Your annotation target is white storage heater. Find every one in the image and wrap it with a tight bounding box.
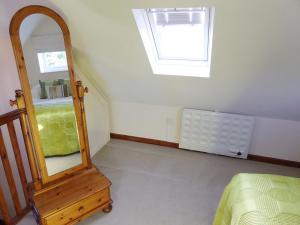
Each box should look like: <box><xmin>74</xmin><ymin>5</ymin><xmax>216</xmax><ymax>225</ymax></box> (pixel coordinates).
<box><xmin>179</xmin><ymin>109</ymin><xmax>255</xmax><ymax>159</ymax></box>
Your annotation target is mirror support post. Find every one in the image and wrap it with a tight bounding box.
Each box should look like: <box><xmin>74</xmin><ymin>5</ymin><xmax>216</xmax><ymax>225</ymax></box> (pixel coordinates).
<box><xmin>10</xmin><ymin>90</ymin><xmax>42</xmax><ymax>191</ymax></box>
<box><xmin>76</xmin><ymin>81</ymin><xmax>92</xmax><ymax>167</ymax></box>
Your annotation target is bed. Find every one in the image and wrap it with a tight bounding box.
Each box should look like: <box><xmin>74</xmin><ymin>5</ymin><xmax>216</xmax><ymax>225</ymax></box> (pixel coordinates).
<box><xmin>213</xmin><ymin>173</ymin><xmax>300</xmax><ymax>225</ymax></box>
<box><xmin>34</xmin><ymin>97</ymin><xmax>80</xmax><ymax>157</ymax></box>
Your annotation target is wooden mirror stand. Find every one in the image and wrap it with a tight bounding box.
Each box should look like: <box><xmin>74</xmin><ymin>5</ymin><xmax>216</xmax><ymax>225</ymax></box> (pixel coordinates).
<box><xmin>9</xmin><ymin>5</ymin><xmax>112</xmax><ymax>225</ymax></box>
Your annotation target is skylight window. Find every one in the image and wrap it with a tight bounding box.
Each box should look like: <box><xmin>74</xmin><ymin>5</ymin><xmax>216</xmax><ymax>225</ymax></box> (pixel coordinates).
<box><xmin>132</xmin><ymin>7</ymin><xmax>214</xmax><ymax>77</ymax></box>
<box><xmin>37</xmin><ymin>51</ymin><xmax>68</xmax><ymax>73</ymax></box>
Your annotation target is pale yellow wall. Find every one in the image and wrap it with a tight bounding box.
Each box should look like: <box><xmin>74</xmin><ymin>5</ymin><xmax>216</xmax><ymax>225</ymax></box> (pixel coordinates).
<box><xmin>111</xmin><ymin>101</ymin><xmax>300</xmax><ymax>162</ymax></box>
<box><xmin>50</xmin><ymin>0</ymin><xmax>300</xmax><ymax>121</ymax></box>
<box><xmin>47</xmin><ymin>0</ymin><xmax>300</xmax><ymax>161</ymax></box>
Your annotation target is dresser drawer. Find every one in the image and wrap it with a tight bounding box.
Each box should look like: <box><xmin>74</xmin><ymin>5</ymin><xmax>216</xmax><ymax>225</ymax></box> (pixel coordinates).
<box><xmin>44</xmin><ymin>188</ymin><xmax>110</xmax><ymax>225</ymax></box>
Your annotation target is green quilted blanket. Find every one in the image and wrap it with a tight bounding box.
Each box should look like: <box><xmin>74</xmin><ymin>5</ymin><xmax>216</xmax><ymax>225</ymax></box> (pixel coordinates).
<box><xmin>213</xmin><ymin>173</ymin><xmax>300</xmax><ymax>225</ymax></box>
<box><xmin>35</xmin><ymin>102</ymin><xmax>80</xmax><ymax>157</ymax></box>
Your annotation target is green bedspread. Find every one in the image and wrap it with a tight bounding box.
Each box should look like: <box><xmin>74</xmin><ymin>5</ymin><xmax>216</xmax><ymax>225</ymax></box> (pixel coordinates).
<box><xmin>35</xmin><ymin>102</ymin><xmax>80</xmax><ymax>157</ymax></box>
<box><xmin>213</xmin><ymin>173</ymin><xmax>300</xmax><ymax>225</ymax></box>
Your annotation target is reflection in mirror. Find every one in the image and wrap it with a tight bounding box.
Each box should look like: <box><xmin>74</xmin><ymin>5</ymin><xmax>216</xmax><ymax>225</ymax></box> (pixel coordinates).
<box><xmin>20</xmin><ymin>14</ymin><xmax>82</xmax><ymax>176</ymax></box>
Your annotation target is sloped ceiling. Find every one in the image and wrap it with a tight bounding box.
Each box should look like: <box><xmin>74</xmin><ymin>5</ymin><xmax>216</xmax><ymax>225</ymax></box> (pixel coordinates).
<box><xmin>16</xmin><ymin>0</ymin><xmax>300</xmax><ymax>120</ymax></box>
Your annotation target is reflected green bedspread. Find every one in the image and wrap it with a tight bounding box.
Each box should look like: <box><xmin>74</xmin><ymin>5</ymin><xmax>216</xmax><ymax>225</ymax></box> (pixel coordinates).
<box><xmin>213</xmin><ymin>173</ymin><xmax>300</xmax><ymax>225</ymax></box>
<box><xmin>35</xmin><ymin>103</ymin><xmax>80</xmax><ymax>157</ymax></box>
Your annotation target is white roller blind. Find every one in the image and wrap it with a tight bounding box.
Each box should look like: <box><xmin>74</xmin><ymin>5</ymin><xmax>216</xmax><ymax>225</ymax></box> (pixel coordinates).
<box><xmin>147</xmin><ymin>8</ymin><xmax>211</xmax><ymax>61</ymax></box>
<box><xmin>148</xmin><ymin>9</ymin><xmax>204</xmax><ymax>26</ymax></box>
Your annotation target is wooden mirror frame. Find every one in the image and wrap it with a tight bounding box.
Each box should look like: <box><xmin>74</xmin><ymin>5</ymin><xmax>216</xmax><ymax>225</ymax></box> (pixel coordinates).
<box><xmin>9</xmin><ymin>5</ymin><xmax>91</xmax><ymax>185</ymax></box>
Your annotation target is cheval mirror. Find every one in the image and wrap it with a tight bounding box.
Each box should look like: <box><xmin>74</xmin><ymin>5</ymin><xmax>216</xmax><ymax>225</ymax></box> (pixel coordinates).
<box><xmin>9</xmin><ymin>5</ymin><xmax>112</xmax><ymax>225</ymax></box>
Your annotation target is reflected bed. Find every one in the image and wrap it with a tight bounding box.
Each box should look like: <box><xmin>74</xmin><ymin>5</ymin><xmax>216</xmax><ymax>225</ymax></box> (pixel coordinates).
<box><xmin>34</xmin><ymin>97</ymin><xmax>80</xmax><ymax>157</ymax></box>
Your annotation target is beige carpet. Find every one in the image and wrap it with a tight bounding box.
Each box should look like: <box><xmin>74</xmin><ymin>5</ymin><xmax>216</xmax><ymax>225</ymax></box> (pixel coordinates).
<box><xmin>19</xmin><ymin>139</ymin><xmax>300</xmax><ymax>225</ymax></box>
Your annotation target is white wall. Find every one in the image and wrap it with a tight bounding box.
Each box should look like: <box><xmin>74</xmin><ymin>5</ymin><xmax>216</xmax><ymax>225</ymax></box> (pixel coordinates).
<box><xmin>250</xmin><ymin>117</ymin><xmax>300</xmax><ymax>162</ymax></box>
<box><xmin>111</xmin><ymin>102</ymin><xmax>180</xmax><ymax>142</ymax></box>
<box><xmin>111</xmin><ymin>101</ymin><xmax>300</xmax><ymax>162</ymax></box>
<box><xmin>76</xmin><ymin>67</ymin><xmax>110</xmax><ymax>156</ymax></box>
<box><xmin>49</xmin><ymin>0</ymin><xmax>300</xmax><ymax>121</ymax></box>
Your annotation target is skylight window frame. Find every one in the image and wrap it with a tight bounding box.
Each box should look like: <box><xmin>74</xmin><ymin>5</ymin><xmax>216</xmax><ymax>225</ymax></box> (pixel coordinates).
<box><xmin>146</xmin><ymin>8</ymin><xmax>211</xmax><ymax>62</ymax></box>
<box><xmin>132</xmin><ymin>7</ymin><xmax>215</xmax><ymax>78</ymax></box>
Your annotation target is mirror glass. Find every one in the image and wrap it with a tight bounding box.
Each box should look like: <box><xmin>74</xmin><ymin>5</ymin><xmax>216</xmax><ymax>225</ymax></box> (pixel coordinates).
<box><xmin>20</xmin><ymin>14</ymin><xmax>82</xmax><ymax>176</ymax></box>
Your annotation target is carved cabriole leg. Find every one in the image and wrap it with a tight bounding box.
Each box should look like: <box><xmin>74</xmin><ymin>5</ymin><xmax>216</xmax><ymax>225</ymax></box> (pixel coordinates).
<box><xmin>76</xmin><ymin>81</ymin><xmax>92</xmax><ymax>167</ymax></box>
<box><xmin>10</xmin><ymin>90</ymin><xmax>42</xmax><ymax>191</ymax></box>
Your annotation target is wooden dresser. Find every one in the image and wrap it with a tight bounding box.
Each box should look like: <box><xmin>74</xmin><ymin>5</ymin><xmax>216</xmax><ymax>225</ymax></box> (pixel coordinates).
<box><xmin>31</xmin><ymin>168</ymin><xmax>112</xmax><ymax>225</ymax></box>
